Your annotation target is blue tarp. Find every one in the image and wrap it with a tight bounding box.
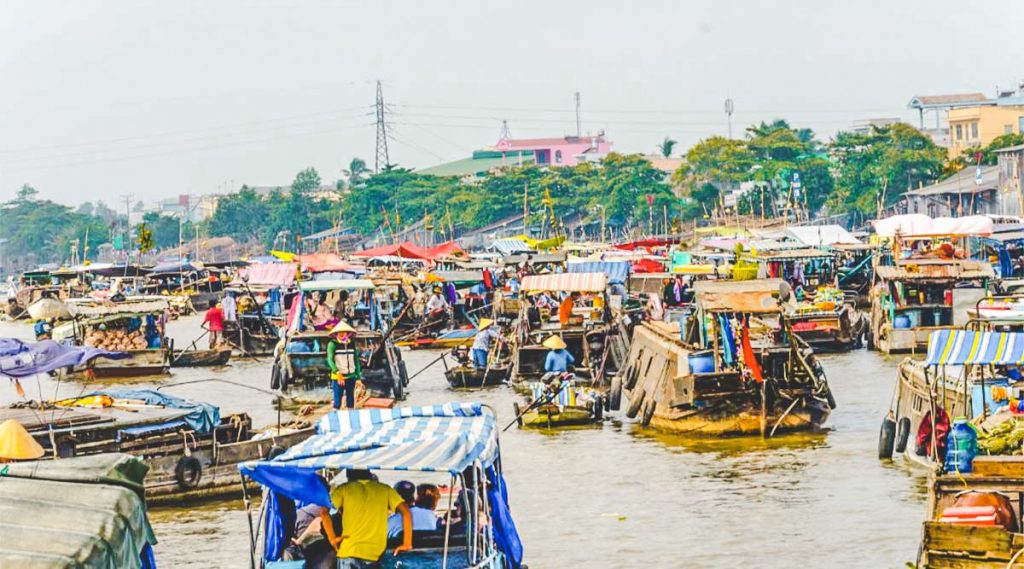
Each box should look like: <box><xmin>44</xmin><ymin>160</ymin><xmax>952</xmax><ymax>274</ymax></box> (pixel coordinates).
<box><xmin>0</xmin><ymin>339</ymin><xmax>128</xmax><ymax>378</ymax></box>
<box><xmin>86</xmin><ymin>388</ymin><xmax>220</xmax><ymax>435</ymax></box>
<box><xmin>567</xmin><ymin>261</ymin><xmax>630</xmax><ymax>285</ymax></box>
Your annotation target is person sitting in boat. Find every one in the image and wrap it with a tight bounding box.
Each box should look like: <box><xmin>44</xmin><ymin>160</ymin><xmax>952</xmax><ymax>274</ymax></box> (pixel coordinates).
<box><xmin>321</xmin><ymin>469</ymin><xmax>413</xmax><ymax>567</ymax></box>
<box><xmin>327</xmin><ymin>321</ymin><xmax>362</xmax><ymax>410</ymax></box>
<box><xmin>33</xmin><ymin>318</ymin><xmax>53</xmax><ymax>340</ymax></box>
<box><xmin>0</xmin><ymin>419</ymin><xmax>45</xmax><ymax>463</ymax></box>
<box><xmin>387</xmin><ymin>481</ymin><xmax>440</xmax><ymax>539</ymax></box>
<box><xmin>558</xmin><ymin>291</ymin><xmax>580</xmax><ymax>327</ymax></box>
<box><xmin>470</xmin><ymin>319</ymin><xmax>501</xmax><ymax>369</ymax></box>
<box><xmin>307</xmin><ymin>292</ymin><xmax>335</xmax><ymax>331</ymax></box>
<box><xmin>543</xmin><ymin>335</ymin><xmax>575</xmax><ymax>373</ymax></box>
<box><xmin>426</xmin><ymin>287</ymin><xmax>448</xmax><ymax>319</ymax></box>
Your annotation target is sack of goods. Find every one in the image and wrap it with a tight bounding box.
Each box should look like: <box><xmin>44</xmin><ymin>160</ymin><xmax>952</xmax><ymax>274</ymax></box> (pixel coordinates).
<box><xmin>84</xmin><ymin>328</ymin><xmax>148</xmax><ymax>351</ymax></box>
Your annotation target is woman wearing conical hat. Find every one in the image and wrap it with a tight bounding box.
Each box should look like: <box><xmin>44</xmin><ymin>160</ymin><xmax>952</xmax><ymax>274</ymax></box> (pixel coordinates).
<box><xmin>542</xmin><ymin>335</ymin><xmax>574</xmax><ymax>374</ymax></box>
<box><xmin>470</xmin><ymin>319</ymin><xmax>500</xmax><ymax>369</ymax></box>
<box><xmin>0</xmin><ymin>419</ymin><xmax>45</xmax><ymax>463</ymax></box>
<box><xmin>327</xmin><ymin>321</ymin><xmax>361</xmax><ymax>410</ymax></box>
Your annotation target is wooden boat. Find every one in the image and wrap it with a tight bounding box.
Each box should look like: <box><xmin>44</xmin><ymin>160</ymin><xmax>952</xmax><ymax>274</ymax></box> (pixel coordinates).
<box><xmin>918</xmin><ymin>457</ymin><xmax>1024</xmax><ymax>567</ymax></box>
<box><xmin>223</xmin><ymin>315</ymin><xmax>280</xmax><ymax>357</ymax></box>
<box><xmin>788</xmin><ymin>295</ymin><xmax>867</xmax><ymax>352</ymax></box>
<box><xmin>1</xmin><ymin>391</ymin><xmax>316</xmax><ymax>505</ymax></box>
<box><xmin>53</xmin><ymin>298</ymin><xmax>172</xmax><ymax>378</ymax></box>
<box><xmin>445</xmin><ymin>364</ymin><xmax>511</xmax><ymax>388</ymax></box>
<box><xmin>868</xmin><ymin>214</ymin><xmax>993</xmax><ymax>354</ymax></box>
<box><xmin>512</xmin><ymin>374</ymin><xmax>605</xmax><ymax>428</ymax></box>
<box><xmin>397</xmin><ymin>327</ymin><xmax>475</xmax><ymax>350</ymax></box>
<box><xmin>618</xmin><ymin>279</ymin><xmax>835</xmax><ymax>437</ymax></box>
<box><xmin>170</xmin><ymin>347</ymin><xmax>232</xmax><ymax>367</ymax></box>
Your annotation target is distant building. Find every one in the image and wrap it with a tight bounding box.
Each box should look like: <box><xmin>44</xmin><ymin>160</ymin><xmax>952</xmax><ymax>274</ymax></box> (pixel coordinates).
<box><xmin>904</xmin><ymin>165</ymin><xmax>1005</xmax><ymax>217</ymax></box>
<box><xmin>947</xmin><ymin>104</ymin><xmax>1024</xmax><ymax>157</ymax></box>
<box><xmin>997</xmin><ymin>144</ymin><xmax>1024</xmax><ymax>215</ymax></box>
<box><xmin>419</xmin><ymin>132</ymin><xmax>613</xmax><ymax>178</ymax></box>
<box><xmin>848</xmin><ymin>118</ymin><xmax>901</xmax><ymax>135</ymax></box>
<box><xmin>907</xmin><ymin>92</ymin><xmax>990</xmax><ymax>129</ymax></box>
<box><xmin>418</xmin><ymin>150</ymin><xmax>536</xmax><ymax>178</ymax></box>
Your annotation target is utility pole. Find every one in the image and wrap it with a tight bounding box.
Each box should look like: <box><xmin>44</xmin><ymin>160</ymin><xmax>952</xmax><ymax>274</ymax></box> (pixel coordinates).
<box><xmin>374</xmin><ymin>80</ymin><xmax>390</xmax><ymax>173</ymax></box>
<box><xmin>574</xmin><ymin>91</ymin><xmax>582</xmax><ymax>137</ymax></box>
<box><xmin>119</xmin><ymin>194</ymin><xmax>133</xmax><ymax>257</ymax></box>
<box><xmin>725</xmin><ymin>98</ymin><xmax>734</xmax><ymax>139</ymax></box>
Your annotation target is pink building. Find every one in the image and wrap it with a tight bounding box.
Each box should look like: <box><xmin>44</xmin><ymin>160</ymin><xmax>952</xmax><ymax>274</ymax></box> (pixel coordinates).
<box><xmin>492</xmin><ymin>133</ymin><xmax>613</xmax><ymax>167</ymax></box>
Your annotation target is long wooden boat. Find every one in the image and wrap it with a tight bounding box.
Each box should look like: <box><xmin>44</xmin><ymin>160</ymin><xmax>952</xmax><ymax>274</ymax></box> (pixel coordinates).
<box><xmin>1</xmin><ymin>395</ymin><xmax>315</xmax><ymax>505</ymax></box>
<box><xmin>445</xmin><ymin>364</ymin><xmax>511</xmax><ymax>388</ymax></box>
<box><xmin>170</xmin><ymin>347</ymin><xmax>232</xmax><ymax>367</ymax></box>
<box><xmin>619</xmin><ymin>279</ymin><xmax>835</xmax><ymax>437</ymax></box>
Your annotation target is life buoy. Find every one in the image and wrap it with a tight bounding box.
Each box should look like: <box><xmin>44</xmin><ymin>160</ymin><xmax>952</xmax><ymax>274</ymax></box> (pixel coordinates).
<box><xmin>878</xmin><ymin>415</ymin><xmax>897</xmax><ymax>460</ymax></box>
<box><xmin>895</xmin><ymin>417</ymin><xmax>912</xmax><ymax>454</ymax></box>
<box><xmin>175</xmin><ymin>456</ymin><xmax>203</xmax><ymax>489</ymax></box>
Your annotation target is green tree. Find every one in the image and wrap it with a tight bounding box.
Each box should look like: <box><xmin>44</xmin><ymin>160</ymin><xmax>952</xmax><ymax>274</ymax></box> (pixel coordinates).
<box><xmin>208</xmin><ymin>187</ymin><xmax>271</xmax><ymax>244</ymax></box>
<box><xmin>16</xmin><ymin>183</ymin><xmax>38</xmax><ymax>202</ymax></box>
<box><xmin>340</xmin><ymin>158</ymin><xmax>371</xmax><ymax>189</ymax></box>
<box><xmin>658</xmin><ymin>137</ymin><xmax>677</xmax><ymax>158</ymax></box>
<box><xmin>291</xmin><ymin>167</ymin><xmax>322</xmax><ymax>194</ymax></box>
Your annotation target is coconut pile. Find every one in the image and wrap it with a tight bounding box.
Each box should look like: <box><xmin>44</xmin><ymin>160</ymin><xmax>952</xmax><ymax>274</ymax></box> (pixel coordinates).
<box><xmin>84</xmin><ymin>328</ymin><xmax>148</xmax><ymax>351</ymax></box>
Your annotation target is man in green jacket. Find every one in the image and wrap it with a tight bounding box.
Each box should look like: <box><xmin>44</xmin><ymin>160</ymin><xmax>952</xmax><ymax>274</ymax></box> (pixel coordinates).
<box><xmin>327</xmin><ymin>321</ymin><xmax>361</xmax><ymax>410</ymax></box>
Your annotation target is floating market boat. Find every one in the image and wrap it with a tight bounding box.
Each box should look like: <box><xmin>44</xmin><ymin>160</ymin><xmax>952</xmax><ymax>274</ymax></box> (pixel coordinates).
<box><xmin>53</xmin><ymin>298</ymin><xmax>171</xmax><ymax>378</ymax></box>
<box><xmin>2</xmin><ymin>388</ymin><xmax>314</xmax><ymax>505</ymax></box>
<box><xmin>880</xmin><ymin>329</ymin><xmax>1019</xmax><ymax>469</ymax></box>
<box><xmin>510</xmin><ymin>272</ymin><xmax>628</xmax><ymax>389</ymax></box>
<box><xmin>868</xmin><ymin>214</ymin><xmax>994</xmax><ymax>354</ymax></box>
<box><xmin>511</xmin><ymin>372</ymin><xmax>605</xmax><ymax>428</ymax></box>
<box><xmin>0</xmin><ymin>453</ymin><xmax>159</xmax><ymax>567</ymax></box>
<box><xmin>238</xmin><ymin>402</ymin><xmax>524</xmax><ymax>569</ymax></box>
<box><xmin>787</xmin><ymin>285</ymin><xmax>867</xmax><ymax>352</ymax></box>
<box><xmin>618</xmin><ymin>279</ymin><xmax>835</xmax><ymax>436</ymax></box>
<box><xmin>271</xmin><ymin>278</ymin><xmax>408</xmax><ymax>401</ymax></box>
<box><xmin>445</xmin><ymin>363</ymin><xmax>511</xmax><ymax>388</ymax></box>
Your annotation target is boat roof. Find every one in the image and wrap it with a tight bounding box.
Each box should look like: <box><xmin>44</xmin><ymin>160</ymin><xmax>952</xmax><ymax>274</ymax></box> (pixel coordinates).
<box><xmin>694</xmin><ymin>278</ymin><xmax>784</xmax><ymax>313</ymax></box>
<box><xmin>0</xmin><ymin>453</ymin><xmax>156</xmax><ymax>568</ymax></box>
<box><xmin>239</xmin><ymin>403</ymin><xmax>498</xmax><ymax>506</ymax></box>
<box><xmin>875</xmin><ymin>261</ymin><xmax>994</xmax><ymax>281</ymax></box>
<box><xmin>297</xmin><ymin>278</ymin><xmax>375</xmax><ymax>291</ymax></box>
<box><xmin>753</xmin><ymin>248</ymin><xmax>833</xmax><ymax>261</ymax></box>
<box><xmin>521</xmin><ymin>272</ymin><xmax>607</xmax><ymax>293</ymax></box>
<box><xmin>873</xmin><ymin>214</ymin><xmax>994</xmax><ymax>238</ymax></box>
<box><xmin>66</xmin><ymin>298</ymin><xmax>170</xmax><ymax>317</ymax></box>
<box><xmin>925</xmin><ymin>330</ymin><xmax>1024</xmax><ymax>366</ymax></box>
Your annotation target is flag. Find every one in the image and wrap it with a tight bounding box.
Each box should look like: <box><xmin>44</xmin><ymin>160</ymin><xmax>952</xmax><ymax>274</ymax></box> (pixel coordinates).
<box><xmin>741</xmin><ymin>316</ymin><xmax>763</xmax><ymax>383</ymax></box>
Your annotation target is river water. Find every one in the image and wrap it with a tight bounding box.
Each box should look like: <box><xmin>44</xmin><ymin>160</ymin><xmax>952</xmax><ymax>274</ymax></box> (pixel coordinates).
<box><xmin>0</xmin><ymin>316</ymin><xmax>927</xmax><ymax>568</ymax></box>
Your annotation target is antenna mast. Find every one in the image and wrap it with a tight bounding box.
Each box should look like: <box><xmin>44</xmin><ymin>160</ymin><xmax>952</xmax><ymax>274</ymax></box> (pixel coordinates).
<box><xmin>574</xmin><ymin>91</ymin><xmax>581</xmax><ymax>137</ymax></box>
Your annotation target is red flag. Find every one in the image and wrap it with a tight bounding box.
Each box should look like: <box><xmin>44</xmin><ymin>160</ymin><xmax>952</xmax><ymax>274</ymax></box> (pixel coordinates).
<box><xmin>741</xmin><ymin>316</ymin><xmax>763</xmax><ymax>383</ymax></box>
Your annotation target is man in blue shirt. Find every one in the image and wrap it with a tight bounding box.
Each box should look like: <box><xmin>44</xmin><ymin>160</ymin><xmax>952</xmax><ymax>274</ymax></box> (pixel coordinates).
<box><xmin>543</xmin><ymin>335</ymin><xmax>575</xmax><ymax>372</ymax></box>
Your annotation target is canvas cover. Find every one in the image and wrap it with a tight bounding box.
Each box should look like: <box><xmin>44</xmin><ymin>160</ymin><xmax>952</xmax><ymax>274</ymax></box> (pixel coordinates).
<box><xmin>873</xmin><ymin>214</ymin><xmax>994</xmax><ymax>238</ymax></box>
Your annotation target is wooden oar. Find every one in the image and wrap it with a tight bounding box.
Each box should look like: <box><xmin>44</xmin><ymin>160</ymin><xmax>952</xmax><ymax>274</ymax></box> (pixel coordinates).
<box><xmin>170</xmin><ymin>330</ymin><xmax>210</xmax><ymax>365</ymax></box>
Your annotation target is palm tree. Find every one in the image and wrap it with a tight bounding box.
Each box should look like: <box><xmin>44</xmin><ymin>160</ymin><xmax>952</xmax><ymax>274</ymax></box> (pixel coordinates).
<box><xmin>658</xmin><ymin>137</ymin><xmax>677</xmax><ymax>158</ymax></box>
<box><xmin>341</xmin><ymin>158</ymin><xmax>371</xmax><ymax>188</ymax></box>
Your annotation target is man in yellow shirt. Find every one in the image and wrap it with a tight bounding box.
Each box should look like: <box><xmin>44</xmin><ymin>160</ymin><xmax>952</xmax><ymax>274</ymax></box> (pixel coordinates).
<box><xmin>321</xmin><ymin>469</ymin><xmax>413</xmax><ymax>568</ymax></box>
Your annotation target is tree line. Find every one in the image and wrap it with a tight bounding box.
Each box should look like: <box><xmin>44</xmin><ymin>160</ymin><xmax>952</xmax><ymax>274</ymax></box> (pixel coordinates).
<box><xmin>5</xmin><ymin>120</ymin><xmax>1023</xmax><ymax>265</ymax></box>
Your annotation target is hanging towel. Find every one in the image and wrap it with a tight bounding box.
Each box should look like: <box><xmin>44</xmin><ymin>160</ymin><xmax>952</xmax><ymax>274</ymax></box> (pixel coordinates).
<box><xmin>741</xmin><ymin>316</ymin><xmax>764</xmax><ymax>382</ymax></box>
<box><xmin>719</xmin><ymin>315</ymin><xmax>736</xmax><ymax>366</ymax></box>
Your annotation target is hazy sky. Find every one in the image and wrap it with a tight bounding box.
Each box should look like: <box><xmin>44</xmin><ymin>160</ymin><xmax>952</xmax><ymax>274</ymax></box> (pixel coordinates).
<box><xmin>1</xmin><ymin>0</ymin><xmax>1021</xmax><ymax>207</ymax></box>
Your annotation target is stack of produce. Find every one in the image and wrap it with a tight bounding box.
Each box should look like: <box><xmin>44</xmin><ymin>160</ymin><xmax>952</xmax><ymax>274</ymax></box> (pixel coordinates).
<box><xmin>83</xmin><ymin>328</ymin><xmax>148</xmax><ymax>351</ymax></box>
<box><xmin>977</xmin><ymin>415</ymin><xmax>1024</xmax><ymax>455</ymax></box>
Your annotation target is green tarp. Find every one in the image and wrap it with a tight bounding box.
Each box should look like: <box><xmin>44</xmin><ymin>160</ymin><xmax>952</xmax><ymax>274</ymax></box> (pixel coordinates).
<box><xmin>0</xmin><ymin>453</ymin><xmax>156</xmax><ymax>568</ymax></box>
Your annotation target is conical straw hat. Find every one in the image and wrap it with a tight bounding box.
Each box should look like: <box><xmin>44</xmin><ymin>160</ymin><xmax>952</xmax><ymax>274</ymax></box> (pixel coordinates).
<box><xmin>478</xmin><ymin>318</ymin><xmax>495</xmax><ymax>330</ymax></box>
<box><xmin>542</xmin><ymin>335</ymin><xmax>567</xmax><ymax>350</ymax></box>
<box><xmin>0</xmin><ymin>419</ymin><xmax>44</xmax><ymax>461</ymax></box>
<box><xmin>329</xmin><ymin>321</ymin><xmax>356</xmax><ymax>335</ymax></box>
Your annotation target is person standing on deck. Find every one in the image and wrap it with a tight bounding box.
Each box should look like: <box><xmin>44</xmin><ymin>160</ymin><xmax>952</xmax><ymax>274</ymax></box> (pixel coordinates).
<box><xmin>202</xmin><ymin>301</ymin><xmax>225</xmax><ymax>349</ymax></box>
<box><xmin>543</xmin><ymin>335</ymin><xmax>574</xmax><ymax>373</ymax></box>
<box><xmin>321</xmin><ymin>469</ymin><xmax>412</xmax><ymax>568</ymax></box>
<box><xmin>470</xmin><ymin>319</ymin><xmax>500</xmax><ymax>369</ymax></box>
<box><xmin>221</xmin><ymin>291</ymin><xmax>237</xmax><ymax>322</ymax></box>
<box><xmin>425</xmin><ymin>287</ymin><xmax>448</xmax><ymax>318</ymax></box>
<box><xmin>327</xmin><ymin>321</ymin><xmax>362</xmax><ymax>410</ymax></box>
<box><xmin>558</xmin><ymin>291</ymin><xmax>580</xmax><ymax>327</ymax></box>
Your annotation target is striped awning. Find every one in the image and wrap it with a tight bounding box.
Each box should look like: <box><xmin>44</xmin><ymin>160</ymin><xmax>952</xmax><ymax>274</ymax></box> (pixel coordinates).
<box><xmin>240</xmin><ymin>402</ymin><xmax>496</xmax><ymax>479</ymax></box>
<box><xmin>521</xmin><ymin>272</ymin><xmax>607</xmax><ymax>293</ymax></box>
<box><xmin>925</xmin><ymin>330</ymin><xmax>1024</xmax><ymax>366</ymax></box>
<box><xmin>566</xmin><ymin>261</ymin><xmax>630</xmax><ymax>285</ymax></box>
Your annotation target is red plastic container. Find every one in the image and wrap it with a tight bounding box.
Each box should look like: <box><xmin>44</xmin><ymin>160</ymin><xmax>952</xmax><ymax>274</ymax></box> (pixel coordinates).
<box><xmin>939</xmin><ymin>505</ymin><xmax>998</xmax><ymax>526</ymax></box>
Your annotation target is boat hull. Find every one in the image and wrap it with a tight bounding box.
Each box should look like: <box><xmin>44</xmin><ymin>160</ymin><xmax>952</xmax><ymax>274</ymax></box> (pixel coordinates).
<box><xmin>445</xmin><ymin>365</ymin><xmax>510</xmax><ymax>388</ymax></box>
<box><xmin>170</xmin><ymin>348</ymin><xmax>232</xmax><ymax>367</ymax></box>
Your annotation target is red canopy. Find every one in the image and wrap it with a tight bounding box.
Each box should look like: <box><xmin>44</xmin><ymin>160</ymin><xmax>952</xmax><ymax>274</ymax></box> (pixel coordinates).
<box><xmin>351</xmin><ymin>241</ymin><xmax>465</xmax><ymax>261</ymax></box>
<box><xmin>631</xmin><ymin>258</ymin><xmax>666</xmax><ymax>273</ymax></box>
<box><xmin>614</xmin><ymin>238</ymin><xmax>681</xmax><ymax>252</ymax></box>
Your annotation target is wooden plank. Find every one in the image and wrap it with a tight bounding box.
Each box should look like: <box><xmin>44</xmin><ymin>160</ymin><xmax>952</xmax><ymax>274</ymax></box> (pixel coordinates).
<box><xmin>926</xmin><ymin>554</ymin><xmax>1017</xmax><ymax>569</ymax></box>
<box><xmin>923</xmin><ymin>523</ymin><xmax>1019</xmax><ymax>560</ymax></box>
<box><xmin>973</xmin><ymin>456</ymin><xmax>1024</xmax><ymax>478</ymax></box>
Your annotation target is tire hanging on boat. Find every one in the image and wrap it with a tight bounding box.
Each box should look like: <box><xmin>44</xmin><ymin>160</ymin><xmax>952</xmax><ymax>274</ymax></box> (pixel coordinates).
<box><xmin>391</xmin><ymin>364</ymin><xmax>405</xmax><ymax>400</ymax></box>
<box><xmin>398</xmin><ymin>360</ymin><xmax>410</xmax><ymax>387</ymax></box>
<box><xmin>608</xmin><ymin>375</ymin><xmax>623</xmax><ymax>412</ymax></box>
<box><xmin>894</xmin><ymin>417</ymin><xmax>911</xmax><ymax>454</ymax></box>
<box><xmin>625</xmin><ymin>391</ymin><xmax>644</xmax><ymax>419</ymax></box>
<box><xmin>640</xmin><ymin>399</ymin><xmax>656</xmax><ymax>427</ymax></box>
<box><xmin>592</xmin><ymin>395</ymin><xmax>604</xmax><ymax>421</ymax></box>
<box><xmin>175</xmin><ymin>456</ymin><xmax>203</xmax><ymax>489</ymax></box>
<box><xmin>878</xmin><ymin>415</ymin><xmax>897</xmax><ymax>460</ymax></box>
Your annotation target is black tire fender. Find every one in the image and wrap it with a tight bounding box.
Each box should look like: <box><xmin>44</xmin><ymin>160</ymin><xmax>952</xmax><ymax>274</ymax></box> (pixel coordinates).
<box><xmin>625</xmin><ymin>391</ymin><xmax>644</xmax><ymax>419</ymax></box>
<box><xmin>895</xmin><ymin>417</ymin><xmax>912</xmax><ymax>454</ymax></box>
<box><xmin>392</xmin><ymin>365</ymin><xmax>405</xmax><ymax>400</ymax></box>
<box><xmin>270</xmin><ymin>362</ymin><xmax>281</xmax><ymax>390</ymax></box>
<box><xmin>592</xmin><ymin>396</ymin><xmax>604</xmax><ymax>421</ymax></box>
<box><xmin>399</xmin><ymin>360</ymin><xmax>410</xmax><ymax>387</ymax></box>
<box><xmin>641</xmin><ymin>399</ymin><xmax>656</xmax><ymax>426</ymax></box>
<box><xmin>878</xmin><ymin>415</ymin><xmax>897</xmax><ymax>460</ymax></box>
<box><xmin>608</xmin><ymin>375</ymin><xmax>623</xmax><ymax>412</ymax></box>
<box><xmin>175</xmin><ymin>456</ymin><xmax>203</xmax><ymax>489</ymax></box>
<box><xmin>56</xmin><ymin>436</ymin><xmax>77</xmax><ymax>458</ymax></box>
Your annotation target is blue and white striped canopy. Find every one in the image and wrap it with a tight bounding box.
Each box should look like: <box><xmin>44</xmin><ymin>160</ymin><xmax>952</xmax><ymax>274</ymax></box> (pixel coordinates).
<box><xmin>239</xmin><ymin>403</ymin><xmax>498</xmax><ymax>505</ymax></box>
<box><xmin>925</xmin><ymin>330</ymin><xmax>1024</xmax><ymax>366</ymax></box>
<box><xmin>567</xmin><ymin>261</ymin><xmax>630</xmax><ymax>285</ymax></box>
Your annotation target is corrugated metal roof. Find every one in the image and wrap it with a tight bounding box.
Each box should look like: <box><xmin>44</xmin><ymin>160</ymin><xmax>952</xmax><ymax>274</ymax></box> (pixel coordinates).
<box><xmin>905</xmin><ymin>166</ymin><xmax>999</xmax><ymax>196</ymax></box>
